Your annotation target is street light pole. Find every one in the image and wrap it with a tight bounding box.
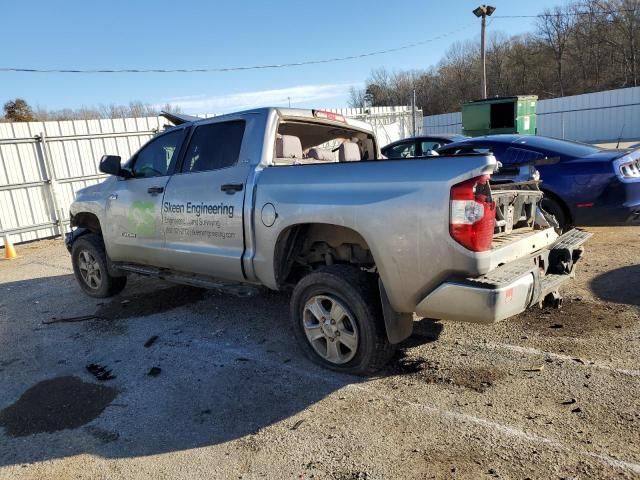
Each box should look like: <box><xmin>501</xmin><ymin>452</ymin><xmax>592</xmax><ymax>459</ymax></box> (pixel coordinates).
<box><xmin>480</xmin><ymin>14</ymin><xmax>487</xmax><ymax>99</ymax></box>
<box><xmin>473</xmin><ymin>5</ymin><xmax>496</xmax><ymax>99</ymax></box>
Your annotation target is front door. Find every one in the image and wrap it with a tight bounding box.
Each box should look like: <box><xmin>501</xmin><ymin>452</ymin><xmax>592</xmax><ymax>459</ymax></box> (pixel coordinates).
<box><xmin>104</xmin><ymin>127</ymin><xmax>187</xmax><ymax>266</ymax></box>
<box><xmin>161</xmin><ymin>119</ymin><xmax>249</xmax><ymax>281</ymax></box>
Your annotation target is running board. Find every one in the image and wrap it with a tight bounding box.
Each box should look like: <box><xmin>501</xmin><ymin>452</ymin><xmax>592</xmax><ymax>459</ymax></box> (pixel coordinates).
<box><xmin>116</xmin><ymin>263</ymin><xmax>258</xmax><ymax>298</ymax></box>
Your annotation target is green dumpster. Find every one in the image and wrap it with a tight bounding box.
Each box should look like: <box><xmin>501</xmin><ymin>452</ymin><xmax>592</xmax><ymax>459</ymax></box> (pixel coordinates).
<box><xmin>462</xmin><ymin>95</ymin><xmax>537</xmax><ymax>137</ymax></box>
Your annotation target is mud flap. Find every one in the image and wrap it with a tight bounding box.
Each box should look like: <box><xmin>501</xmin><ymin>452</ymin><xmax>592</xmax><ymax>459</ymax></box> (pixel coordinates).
<box><xmin>378</xmin><ymin>279</ymin><xmax>413</xmax><ymax>344</ymax></box>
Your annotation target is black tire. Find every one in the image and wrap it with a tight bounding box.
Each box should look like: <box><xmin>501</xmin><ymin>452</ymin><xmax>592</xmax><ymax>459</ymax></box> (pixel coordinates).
<box><xmin>71</xmin><ymin>233</ymin><xmax>127</xmax><ymax>298</ymax></box>
<box><xmin>540</xmin><ymin>196</ymin><xmax>568</xmax><ymax>234</ymax></box>
<box><xmin>290</xmin><ymin>265</ymin><xmax>395</xmax><ymax>375</ymax></box>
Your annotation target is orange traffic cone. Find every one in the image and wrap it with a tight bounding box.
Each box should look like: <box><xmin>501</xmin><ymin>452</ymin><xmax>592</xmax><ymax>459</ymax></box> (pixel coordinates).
<box><xmin>2</xmin><ymin>234</ymin><xmax>18</xmax><ymax>260</ymax></box>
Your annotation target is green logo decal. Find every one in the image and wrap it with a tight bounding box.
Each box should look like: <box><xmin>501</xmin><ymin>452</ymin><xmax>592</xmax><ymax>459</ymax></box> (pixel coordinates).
<box><xmin>128</xmin><ymin>201</ymin><xmax>156</xmax><ymax>236</ymax></box>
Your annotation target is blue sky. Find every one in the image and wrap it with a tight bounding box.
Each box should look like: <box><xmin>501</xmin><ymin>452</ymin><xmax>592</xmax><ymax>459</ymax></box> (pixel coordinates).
<box><xmin>1</xmin><ymin>0</ymin><xmax>565</xmax><ymax>114</ymax></box>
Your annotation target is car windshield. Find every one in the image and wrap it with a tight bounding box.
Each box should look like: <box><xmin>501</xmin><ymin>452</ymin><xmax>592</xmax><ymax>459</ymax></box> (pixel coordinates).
<box><xmin>514</xmin><ymin>136</ymin><xmax>602</xmax><ymax>157</ymax></box>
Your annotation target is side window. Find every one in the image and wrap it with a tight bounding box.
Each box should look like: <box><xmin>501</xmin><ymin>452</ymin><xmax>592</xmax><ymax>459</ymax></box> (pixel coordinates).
<box><xmin>131</xmin><ymin>129</ymin><xmax>185</xmax><ymax>178</ymax></box>
<box><xmin>387</xmin><ymin>142</ymin><xmax>416</xmax><ymax>158</ymax></box>
<box><xmin>504</xmin><ymin>147</ymin><xmax>545</xmax><ymax>165</ymax></box>
<box><xmin>181</xmin><ymin>120</ymin><xmax>245</xmax><ymax>173</ymax></box>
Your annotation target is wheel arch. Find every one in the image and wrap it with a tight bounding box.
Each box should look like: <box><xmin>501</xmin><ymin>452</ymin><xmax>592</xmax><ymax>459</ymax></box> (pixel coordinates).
<box><xmin>540</xmin><ymin>188</ymin><xmax>573</xmax><ymax>225</ymax></box>
<box><xmin>273</xmin><ymin>222</ymin><xmax>373</xmax><ymax>288</ymax></box>
<box><xmin>71</xmin><ymin>211</ymin><xmax>102</xmax><ymax>234</ymax></box>
<box><xmin>274</xmin><ymin>223</ymin><xmax>413</xmax><ymax>345</ymax></box>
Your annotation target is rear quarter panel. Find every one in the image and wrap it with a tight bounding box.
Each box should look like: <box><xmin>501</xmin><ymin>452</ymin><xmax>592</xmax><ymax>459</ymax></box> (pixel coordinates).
<box><xmin>537</xmin><ymin>157</ymin><xmax>618</xmax><ymax>224</ymax></box>
<box><xmin>250</xmin><ymin>156</ymin><xmax>496</xmax><ymax>313</ymax></box>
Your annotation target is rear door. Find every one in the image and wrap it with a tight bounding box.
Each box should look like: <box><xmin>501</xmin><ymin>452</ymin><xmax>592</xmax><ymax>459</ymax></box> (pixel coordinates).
<box><xmin>104</xmin><ymin>127</ymin><xmax>187</xmax><ymax>266</ymax></box>
<box><xmin>161</xmin><ymin>119</ymin><xmax>249</xmax><ymax>281</ymax></box>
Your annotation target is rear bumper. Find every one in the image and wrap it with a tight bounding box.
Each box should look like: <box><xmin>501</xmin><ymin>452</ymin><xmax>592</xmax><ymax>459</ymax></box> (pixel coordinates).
<box><xmin>415</xmin><ymin>229</ymin><xmax>591</xmax><ymax>323</ymax></box>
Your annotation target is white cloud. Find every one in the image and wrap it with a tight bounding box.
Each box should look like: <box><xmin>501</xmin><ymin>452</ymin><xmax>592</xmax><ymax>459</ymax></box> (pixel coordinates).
<box><xmin>160</xmin><ymin>83</ymin><xmax>359</xmax><ymax>114</ymax></box>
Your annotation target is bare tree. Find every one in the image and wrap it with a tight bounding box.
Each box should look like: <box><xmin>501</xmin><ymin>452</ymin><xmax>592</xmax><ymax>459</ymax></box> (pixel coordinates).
<box><xmin>609</xmin><ymin>0</ymin><xmax>640</xmax><ymax>86</ymax></box>
<box><xmin>348</xmin><ymin>86</ymin><xmax>368</xmax><ymax>108</ymax></box>
<box><xmin>537</xmin><ymin>5</ymin><xmax>575</xmax><ymax>96</ymax></box>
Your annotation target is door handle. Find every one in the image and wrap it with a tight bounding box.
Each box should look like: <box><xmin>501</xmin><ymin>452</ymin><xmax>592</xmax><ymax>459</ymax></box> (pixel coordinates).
<box><xmin>221</xmin><ymin>183</ymin><xmax>243</xmax><ymax>194</ymax></box>
<box><xmin>147</xmin><ymin>186</ymin><xmax>164</xmax><ymax>195</ymax></box>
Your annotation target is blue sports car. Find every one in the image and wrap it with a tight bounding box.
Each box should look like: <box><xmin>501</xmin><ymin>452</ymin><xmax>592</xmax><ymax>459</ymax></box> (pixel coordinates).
<box><xmin>437</xmin><ymin>135</ymin><xmax>640</xmax><ymax>230</ymax></box>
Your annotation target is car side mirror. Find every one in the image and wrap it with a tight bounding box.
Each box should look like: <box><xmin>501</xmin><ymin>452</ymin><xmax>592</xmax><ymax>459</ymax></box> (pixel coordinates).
<box><xmin>99</xmin><ymin>155</ymin><xmax>129</xmax><ymax>177</ymax></box>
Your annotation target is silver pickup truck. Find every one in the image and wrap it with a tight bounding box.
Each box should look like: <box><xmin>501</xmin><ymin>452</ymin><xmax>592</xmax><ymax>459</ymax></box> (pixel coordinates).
<box><xmin>66</xmin><ymin>108</ymin><xmax>590</xmax><ymax>374</ymax></box>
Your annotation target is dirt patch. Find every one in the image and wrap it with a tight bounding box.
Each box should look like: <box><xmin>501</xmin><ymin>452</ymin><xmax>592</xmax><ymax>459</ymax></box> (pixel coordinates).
<box><xmin>0</xmin><ymin>376</ymin><xmax>118</xmax><ymax>437</ymax></box>
<box><xmin>95</xmin><ymin>285</ymin><xmax>207</xmax><ymax>320</ymax></box>
<box><xmin>429</xmin><ymin>366</ymin><xmax>502</xmax><ymax>393</ymax></box>
<box><xmin>386</xmin><ymin>355</ymin><xmax>503</xmax><ymax>393</ymax></box>
<box><xmin>517</xmin><ymin>299</ymin><xmax>638</xmax><ymax>335</ymax></box>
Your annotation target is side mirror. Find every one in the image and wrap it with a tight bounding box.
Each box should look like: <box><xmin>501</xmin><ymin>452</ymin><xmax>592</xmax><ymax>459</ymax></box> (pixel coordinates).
<box><xmin>99</xmin><ymin>155</ymin><xmax>127</xmax><ymax>177</ymax></box>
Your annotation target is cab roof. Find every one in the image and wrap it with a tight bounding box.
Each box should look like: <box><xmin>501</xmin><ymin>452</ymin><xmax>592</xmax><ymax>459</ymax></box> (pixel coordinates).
<box><xmin>161</xmin><ymin>107</ymin><xmax>375</xmax><ymax>133</ymax></box>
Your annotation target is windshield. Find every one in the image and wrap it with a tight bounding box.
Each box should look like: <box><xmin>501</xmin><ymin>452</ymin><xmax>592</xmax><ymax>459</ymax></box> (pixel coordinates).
<box><xmin>514</xmin><ymin>136</ymin><xmax>602</xmax><ymax>157</ymax></box>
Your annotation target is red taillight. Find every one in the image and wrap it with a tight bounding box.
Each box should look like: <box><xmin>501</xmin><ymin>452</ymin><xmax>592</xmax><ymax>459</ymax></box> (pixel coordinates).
<box><xmin>449</xmin><ymin>175</ymin><xmax>496</xmax><ymax>252</ymax></box>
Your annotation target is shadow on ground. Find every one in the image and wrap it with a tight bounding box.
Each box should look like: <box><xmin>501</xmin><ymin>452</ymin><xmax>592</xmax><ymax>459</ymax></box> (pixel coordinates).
<box><xmin>0</xmin><ymin>272</ymin><xmax>441</xmax><ymax>467</ymax></box>
<box><xmin>590</xmin><ymin>264</ymin><xmax>640</xmax><ymax>306</ymax></box>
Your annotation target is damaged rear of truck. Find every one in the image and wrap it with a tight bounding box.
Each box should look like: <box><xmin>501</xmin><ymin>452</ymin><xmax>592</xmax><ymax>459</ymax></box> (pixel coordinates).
<box><xmin>244</xmin><ymin>110</ymin><xmax>590</xmax><ymax>374</ymax></box>
<box><xmin>67</xmin><ymin>108</ymin><xmax>589</xmax><ymax>375</ymax></box>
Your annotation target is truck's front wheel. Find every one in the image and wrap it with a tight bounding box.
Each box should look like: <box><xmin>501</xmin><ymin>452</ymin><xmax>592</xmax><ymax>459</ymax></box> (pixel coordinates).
<box><xmin>71</xmin><ymin>234</ymin><xmax>127</xmax><ymax>298</ymax></box>
<box><xmin>290</xmin><ymin>265</ymin><xmax>395</xmax><ymax>375</ymax></box>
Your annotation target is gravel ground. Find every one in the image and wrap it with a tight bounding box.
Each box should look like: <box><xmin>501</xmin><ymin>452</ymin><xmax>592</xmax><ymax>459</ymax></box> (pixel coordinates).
<box><xmin>0</xmin><ymin>227</ymin><xmax>638</xmax><ymax>480</ymax></box>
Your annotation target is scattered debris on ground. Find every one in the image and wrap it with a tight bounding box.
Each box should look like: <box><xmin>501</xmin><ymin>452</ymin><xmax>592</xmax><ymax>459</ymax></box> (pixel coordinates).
<box><xmin>86</xmin><ymin>364</ymin><xmax>116</xmax><ymax>381</ymax></box>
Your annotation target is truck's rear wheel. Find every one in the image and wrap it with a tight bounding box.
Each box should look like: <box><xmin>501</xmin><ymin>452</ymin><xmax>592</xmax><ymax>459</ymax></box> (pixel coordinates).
<box><xmin>71</xmin><ymin>234</ymin><xmax>127</xmax><ymax>298</ymax></box>
<box><xmin>290</xmin><ymin>265</ymin><xmax>395</xmax><ymax>375</ymax></box>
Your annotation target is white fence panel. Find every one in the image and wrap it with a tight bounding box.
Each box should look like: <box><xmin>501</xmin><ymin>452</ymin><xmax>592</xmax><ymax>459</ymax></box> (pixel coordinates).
<box><xmin>537</xmin><ymin>87</ymin><xmax>640</xmax><ymax>142</ymax></box>
<box><xmin>422</xmin><ymin>86</ymin><xmax>640</xmax><ymax>143</ymax></box>
<box><xmin>0</xmin><ymin>116</ymin><xmax>161</xmax><ymax>243</ymax></box>
<box><xmin>328</xmin><ymin>106</ymin><xmax>422</xmax><ymax>146</ymax></box>
<box><xmin>422</xmin><ymin>112</ymin><xmax>462</xmax><ymax>135</ymax></box>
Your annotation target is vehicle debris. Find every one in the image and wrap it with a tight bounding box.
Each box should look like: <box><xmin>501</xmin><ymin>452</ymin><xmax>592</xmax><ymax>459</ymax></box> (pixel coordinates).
<box><xmin>523</xmin><ymin>366</ymin><xmax>545</xmax><ymax>372</ymax></box>
<box><xmin>86</xmin><ymin>363</ymin><xmax>115</xmax><ymax>381</ymax></box>
<box><xmin>43</xmin><ymin>314</ymin><xmax>105</xmax><ymax>325</ymax></box>
<box><xmin>291</xmin><ymin>419</ymin><xmax>305</xmax><ymax>430</ymax></box>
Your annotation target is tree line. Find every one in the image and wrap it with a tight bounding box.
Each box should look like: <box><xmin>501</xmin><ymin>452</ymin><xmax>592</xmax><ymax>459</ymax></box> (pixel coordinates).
<box><xmin>2</xmin><ymin>98</ymin><xmax>181</xmax><ymax>122</ymax></box>
<box><xmin>349</xmin><ymin>0</ymin><xmax>640</xmax><ymax>115</ymax></box>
